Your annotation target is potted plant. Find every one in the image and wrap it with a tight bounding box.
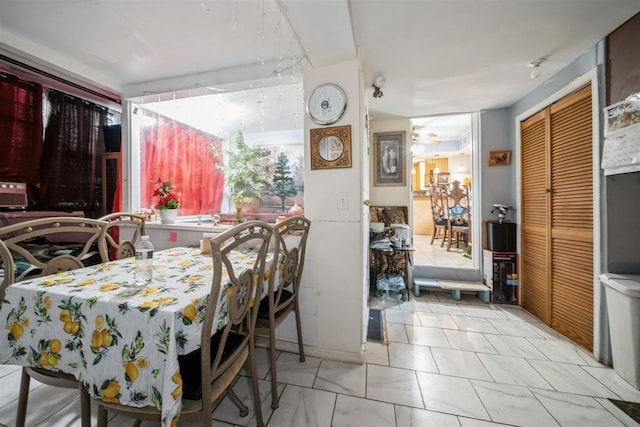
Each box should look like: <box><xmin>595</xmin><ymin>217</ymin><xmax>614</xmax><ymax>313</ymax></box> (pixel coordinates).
<box><xmin>269</xmin><ymin>151</ymin><xmax>298</xmax><ymax>212</ymax></box>
<box><xmin>153</xmin><ymin>179</ymin><xmax>180</xmax><ymax>224</ymax></box>
<box><xmin>221</xmin><ymin>131</ymin><xmax>269</xmax><ymax>223</ymax></box>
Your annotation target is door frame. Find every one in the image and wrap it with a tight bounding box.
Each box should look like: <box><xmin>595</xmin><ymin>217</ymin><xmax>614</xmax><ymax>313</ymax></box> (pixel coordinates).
<box><xmin>514</xmin><ymin>67</ymin><xmax>604</xmax><ymax>360</ymax></box>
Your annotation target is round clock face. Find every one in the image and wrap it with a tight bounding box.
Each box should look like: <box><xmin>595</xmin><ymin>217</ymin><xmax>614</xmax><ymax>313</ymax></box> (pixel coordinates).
<box><xmin>307</xmin><ymin>83</ymin><xmax>347</xmax><ymax>125</ymax></box>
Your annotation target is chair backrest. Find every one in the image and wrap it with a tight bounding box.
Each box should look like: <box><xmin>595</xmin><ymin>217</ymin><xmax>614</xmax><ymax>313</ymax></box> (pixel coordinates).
<box><xmin>0</xmin><ymin>238</ymin><xmax>15</xmax><ymax>303</ymax></box>
<box><xmin>429</xmin><ymin>185</ymin><xmax>447</xmax><ymax>221</ymax></box>
<box><xmin>267</xmin><ymin>216</ymin><xmax>311</xmax><ymax>313</ymax></box>
<box><xmin>98</xmin><ymin>212</ymin><xmax>146</xmax><ymax>259</ymax></box>
<box><xmin>201</xmin><ymin>221</ymin><xmax>272</xmax><ymax>402</ymax></box>
<box><xmin>0</xmin><ymin>217</ymin><xmax>109</xmax><ymax>280</ymax></box>
<box><xmin>445</xmin><ymin>180</ymin><xmax>470</xmax><ymax>226</ymax></box>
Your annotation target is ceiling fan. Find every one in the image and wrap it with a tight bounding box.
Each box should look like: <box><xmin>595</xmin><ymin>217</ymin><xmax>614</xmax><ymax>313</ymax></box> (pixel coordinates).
<box><xmin>411</xmin><ymin>126</ymin><xmax>441</xmax><ymax>145</ymax></box>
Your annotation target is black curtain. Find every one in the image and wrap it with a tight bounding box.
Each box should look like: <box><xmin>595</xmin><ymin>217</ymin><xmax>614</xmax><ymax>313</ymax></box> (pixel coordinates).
<box><xmin>37</xmin><ymin>90</ymin><xmax>107</xmax><ymax>214</ymax></box>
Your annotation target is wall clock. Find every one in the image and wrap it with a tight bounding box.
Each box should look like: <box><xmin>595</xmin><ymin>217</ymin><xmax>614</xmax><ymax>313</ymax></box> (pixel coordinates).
<box><xmin>307</xmin><ymin>83</ymin><xmax>347</xmax><ymax>125</ymax></box>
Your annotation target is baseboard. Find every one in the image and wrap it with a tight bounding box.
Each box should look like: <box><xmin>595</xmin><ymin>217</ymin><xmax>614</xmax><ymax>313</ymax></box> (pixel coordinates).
<box><xmin>255</xmin><ymin>336</ymin><xmax>364</xmax><ymax>364</ymax></box>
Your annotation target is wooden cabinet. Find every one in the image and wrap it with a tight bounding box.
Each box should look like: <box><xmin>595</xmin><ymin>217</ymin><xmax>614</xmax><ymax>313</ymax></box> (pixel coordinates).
<box><xmin>412</xmin><ymin>195</ymin><xmax>433</xmax><ymax>235</ymax></box>
<box><xmin>520</xmin><ymin>83</ymin><xmax>594</xmax><ymax>350</ymax></box>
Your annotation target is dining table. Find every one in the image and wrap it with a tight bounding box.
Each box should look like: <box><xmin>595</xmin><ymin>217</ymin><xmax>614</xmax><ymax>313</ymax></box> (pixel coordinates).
<box><xmin>0</xmin><ymin>246</ymin><xmax>270</xmax><ymax>427</ymax></box>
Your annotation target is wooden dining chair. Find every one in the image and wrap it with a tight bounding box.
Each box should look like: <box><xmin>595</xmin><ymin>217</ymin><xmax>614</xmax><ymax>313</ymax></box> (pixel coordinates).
<box><xmin>98</xmin><ymin>212</ymin><xmax>146</xmax><ymax>260</ymax></box>
<box><xmin>0</xmin><ymin>238</ymin><xmax>14</xmax><ymax>306</ymax></box>
<box><xmin>444</xmin><ymin>180</ymin><xmax>471</xmax><ymax>251</ymax></box>
<box><xmin>255</xmin><ymin>216</ymin><xmax>311</xmax><ymax>409</ymax></box>
<box><xmin>0</xmin><ymin>217</ymin><xmax>110</xmax><ymax>427</ymax></box>
<box><xmin>429</xmin><ymin>185</ymin><xmax>448</xmax><ymax>246</ymax></box>
<box><xmin>95</xmin><ymin>221</ymin><xmax>271</xmax><ymax>427</ymax></box>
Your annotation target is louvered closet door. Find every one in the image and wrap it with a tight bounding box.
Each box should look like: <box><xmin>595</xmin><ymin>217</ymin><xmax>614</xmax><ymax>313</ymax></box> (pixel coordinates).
<box><xmin>548</xmin><ymin>84</ymin><xmax>593</xmax><ymax>350</ymax></box>
<box><xmin>520</xmin><ymin>84</ymin><xmax>593</xmax><ymax>350</ymax></box>
<box><xmin>521</xmin><ymin>110</ymin><xmax>550</xmax><ymax>324</ymax></box>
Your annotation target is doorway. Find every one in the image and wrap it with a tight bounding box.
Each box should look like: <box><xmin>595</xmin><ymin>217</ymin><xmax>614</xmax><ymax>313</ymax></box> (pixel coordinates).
<box><xmin>410</xmin><ymin>113</ymin><xmax>476</xmax><ymax>272</ymax></box>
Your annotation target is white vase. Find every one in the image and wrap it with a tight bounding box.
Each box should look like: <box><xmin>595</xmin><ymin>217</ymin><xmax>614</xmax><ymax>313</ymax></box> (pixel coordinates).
<box><xmin>159</xmin><ymin>208</ymin><xmax>178</xmax><ymax>224</ymax></box>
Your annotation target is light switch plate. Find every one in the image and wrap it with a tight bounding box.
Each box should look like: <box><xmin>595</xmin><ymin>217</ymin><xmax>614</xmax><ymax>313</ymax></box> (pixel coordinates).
<box><xmin>337</xmin><ymin>192</ymin><xmax>348</xmax><ymax>210</ymax></box>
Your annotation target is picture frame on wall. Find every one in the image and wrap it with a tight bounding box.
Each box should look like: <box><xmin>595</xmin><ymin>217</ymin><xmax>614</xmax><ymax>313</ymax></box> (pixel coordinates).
<box><xmin>373</xmin><ymin>131</ymin><xmax>406</xmax><ymax>186</ymax></box>
<box><xmin>488</xmin><ymin>150</ymin><xmax>512</xmax><ymax>166</ymax></box>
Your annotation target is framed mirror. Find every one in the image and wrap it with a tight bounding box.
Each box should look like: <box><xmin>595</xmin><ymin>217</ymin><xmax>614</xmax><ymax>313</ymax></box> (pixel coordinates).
<box><xmin>310</xmin><ymin>125</ymin><xmax>352</xmax><ymax>170</ymax></box>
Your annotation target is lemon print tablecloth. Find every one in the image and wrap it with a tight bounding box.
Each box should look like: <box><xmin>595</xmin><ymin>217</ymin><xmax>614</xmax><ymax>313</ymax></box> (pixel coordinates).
<box><xmin>0</xmin><ymin>247</ymin><xmax>267</xmax><ymax>427</ymax></box>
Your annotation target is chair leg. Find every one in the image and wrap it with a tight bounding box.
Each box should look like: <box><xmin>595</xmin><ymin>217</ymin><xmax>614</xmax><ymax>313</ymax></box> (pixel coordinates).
<box><xmin>248</xmin><ymin>340</ymin><xmax>265</xmax><ymax>427</ymax></box>
<box><xmin>430</xmin><ymin>226</ymin><xmax>437</xmax><ymax>244</ymax></box>
<box><xmin>446</xmin><ymin>227</ymin><xmax>453</xmax><ymax>251</ymax></box>
<box><xmin>16</xmin><ymin>368</ymin><xmax>30</xmax><ymax>427</ymax></box>
<box><xmin>97</xmin><ymin>405</ymin><xmax>108</xmax><ymax>427</ymax></box>
<box><xmin>268</xmin><ymin>326</ymin><xmax>279</xmax><ymax>409</ymax></box>
<box><xmin>79</xmin><ymin>383</ymin><xmax>91</xmax><ymax>427</ymax></box>
<box><xmin>294</xmin><ymin>306</ymin><xmax>305</xmax><ymax>363</ymax></box>
<box><xmin>227</xmin><ymin>387</ymin><xmax>249</xmax><ymax>417</ymax></box>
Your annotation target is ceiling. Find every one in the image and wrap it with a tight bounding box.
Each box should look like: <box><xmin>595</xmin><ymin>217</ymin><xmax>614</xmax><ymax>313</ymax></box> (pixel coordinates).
<box><xmin>1</xmin><ymin>0</ymin><xmax>639</xmax><ymax>133</ymax></box>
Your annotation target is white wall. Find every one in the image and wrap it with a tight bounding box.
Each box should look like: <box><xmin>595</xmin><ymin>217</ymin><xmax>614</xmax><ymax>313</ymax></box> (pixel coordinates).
<box><xmin>479</xmin><ymin>109</ymin><xmax>513</xmax><ymax>221</ymax></box>
<box><xmin>296</xmin><ymin>59</ymin><xmax>364</xmax><ymax>362</ymax></box>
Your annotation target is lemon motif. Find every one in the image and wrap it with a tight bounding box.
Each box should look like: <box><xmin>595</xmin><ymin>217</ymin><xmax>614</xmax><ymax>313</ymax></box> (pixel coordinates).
<box><xmin>59</xmin><ymin>310</ymin><xmax>71</xmax><ymax>323</ymax></box>
<box><xmin>48</xmin><ymin>354</ymin><xmax>59</xmax><ymax>367</ymax></box>
<box><xmin>20</xmin><ymin>318</ymin><xmax>30</xmax><ymax>327</ymax></box>
<box><xmin>95</xmin><ymin>315</ymin><xmax>105</xmax><ymax>330</ymax></box>
<box><xmin>171</xmin><ymin>382</ymin><xmax>182</xmax><ymax>400</ymax></box>
<box><xmin>139</xmin><ymin>301</ymin><xmax>159</xmax><ymax>309</ymax></box>
<box><xmin>8</xmin><ymin>323</ymin><xmax>24</xmax><ymax>340</ymax></box>
<box><xmin>43</xmin><ymin>296</ymin><xmax>52</xmax><ymax>310</ymax></box>
<box><xmin>135</xmin><ymin>357</ymin><xmax>150</xmax><ymax>369</ymax></box>
<box><xmin>49</xmin><ymin>339</ymin><xmax>62</xmax><ymax>354</ymax></box>
<box><xmin>100</xmin><ymin>380</ymin><xmax>121</xmax><ymax>403</ymax></box>
<box><xmin>124</xmin><ymin>362</ymin><xmax>139</xmax><ymax>382</ymax></box>
<box><xmin>63</xmin><ymin>321</ymin><xmax>80</xmax><ymax>335</ymax></box>
<box><xmin>183</xmin><ymin>304</ymin><xmax>197</xmax><ymax>322</ymax></box>
<box><xmin>185</xmin><ymin>275</ymin><xmax>204</xmax><ymax>284</ymax></box>
<box><xmin>99</xmin><ymin>283</ymin><xmax>120</xmax><ymax>292</ymax></box>
<box><xmin>101</xmin><ymin>329</ymin><xmax>112</xmax><ymax>347</ymax></box>
<box><xmin>91</xmin><ymin>330</ymin><xmax>102</xmax><ymax>349</ymax></box>
<box><xmin>140</xmin><ymin>287</ymin><xmax>159</xmax><ymax>297</ymax></box>
<box><xmin>75</xmin><ymin>279</ymin><xmax>96</xmax><ymax>287</ymax></box>
<box><xmin>157</xmin><ymin>297</ymin><xmax>175</xmax><ymax>306</ymax></box>
<box><xmin>38</xmin><ymin>352</ymin><xmax>49</xmax><ymax>366</ymax></box>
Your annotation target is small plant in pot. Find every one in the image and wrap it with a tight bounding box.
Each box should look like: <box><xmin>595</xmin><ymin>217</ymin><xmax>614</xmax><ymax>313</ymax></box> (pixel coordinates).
<box><xmin>269</xmin><ymin>151</ymin><xmax>297</xmax><ymax>212</ymax></box>
<box><xmin>153</xmin><ymin>179</ymin><xmax>180</xmax><ymax>223</ymax></box>
<box><xmin>220</xmin><ymin>131</ymin><xmax>269</xmax><ymax>223</ymax></box>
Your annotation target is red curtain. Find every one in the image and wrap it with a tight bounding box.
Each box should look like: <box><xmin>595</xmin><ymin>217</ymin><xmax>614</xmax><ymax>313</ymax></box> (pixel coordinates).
<box><xmin>140</xmin><ymin>112</ymin><xmax>224</xmax><ymax>215</ymax></box>
<box><xmin>0</xmin><ymin>73</ymin><xmax>43</xmax><ymax>204</ymax></box>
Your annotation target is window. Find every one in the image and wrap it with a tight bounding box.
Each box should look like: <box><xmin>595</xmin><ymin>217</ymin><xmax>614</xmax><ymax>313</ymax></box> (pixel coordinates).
<box><xmin>131</xmin><ymin>82</ymin><xmax>304</xmax><ymax>218</ymax></box>
<box><xmin>1</xmin><ymin>70</ymin><xmax>121</xmax><ymax>213</ymax></box>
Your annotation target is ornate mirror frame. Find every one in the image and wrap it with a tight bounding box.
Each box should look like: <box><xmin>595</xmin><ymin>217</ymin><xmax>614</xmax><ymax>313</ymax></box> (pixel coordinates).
<box><xmin>310</xmin><ymin>125</ymin><xmax>352</xmax><ymax>170</ymax></box>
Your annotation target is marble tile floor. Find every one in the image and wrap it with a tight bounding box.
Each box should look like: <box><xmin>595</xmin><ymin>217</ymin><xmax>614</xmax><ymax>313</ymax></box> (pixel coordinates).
<box><xmin>412</xmin><ymin>234</ymin><xmax>472</xmax><ymax>269</ymax></box>
<box><xmin>1</xmin><ymin>291</ymin><xmax>639</xmax><ymax>426</ymax></box>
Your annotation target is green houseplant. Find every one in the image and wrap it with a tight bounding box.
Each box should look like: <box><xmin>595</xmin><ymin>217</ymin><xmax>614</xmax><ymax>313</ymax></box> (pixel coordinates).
<box><xmin>221</xmin><ymin>131</ymin><xmax>269</xmax><ymax>222</ymax></box>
